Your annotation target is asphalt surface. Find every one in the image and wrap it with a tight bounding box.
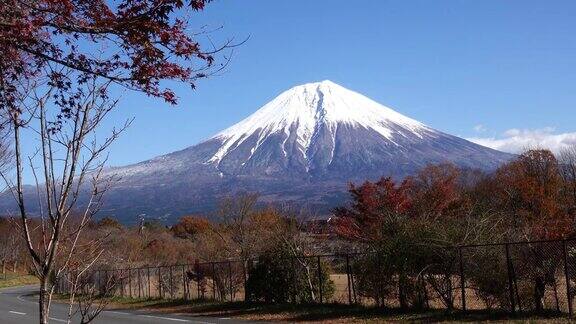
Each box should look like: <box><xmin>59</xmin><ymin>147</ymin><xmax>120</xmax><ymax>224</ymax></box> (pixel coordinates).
<box><xmin>0</xmin><ymin>285</ymin><xmax>255</xmax><ymax>324</ymax></box>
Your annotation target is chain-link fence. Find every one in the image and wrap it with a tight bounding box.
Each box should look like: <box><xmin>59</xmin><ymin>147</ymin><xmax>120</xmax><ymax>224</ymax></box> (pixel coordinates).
<box><xmin>56</xmin><ymin>239</ymin><xmax>576</xmax><ymax>317</ymax></box>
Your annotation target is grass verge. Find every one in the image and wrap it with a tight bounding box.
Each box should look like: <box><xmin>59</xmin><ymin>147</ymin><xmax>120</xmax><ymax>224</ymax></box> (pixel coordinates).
<box><xmin>0</xmin><ymin>273</ymin><xmax>38</xmax><ymax>289</ymax></box>
<box><xmin>97</xmin><ymin>297</ymin><xmax>573</xmax><ymax>323</ymax></box>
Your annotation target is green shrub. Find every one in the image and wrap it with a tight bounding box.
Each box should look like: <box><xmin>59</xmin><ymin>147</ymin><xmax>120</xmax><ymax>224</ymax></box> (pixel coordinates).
<box><xmin>246</xmin><ymin>248</ymin><xmax>334</xmax><ymax>303</ymax></box>
<box><xmin>352</xmin><ymin>251</ymin><xmax>395</xmax><ymax>307</ymax></box>
<box><xmin>466</xmin><ymin>248</ymin><xmax>510</xmax><ymax>310</ymax></box>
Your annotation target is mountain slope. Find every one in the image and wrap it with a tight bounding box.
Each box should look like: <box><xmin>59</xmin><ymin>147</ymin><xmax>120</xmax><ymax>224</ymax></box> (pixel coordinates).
<box><xmin>94</xmin><ymin>80</ymin><xmax>512</xmax><ymax>222</ymax></box>
<box><xmin>110</xmin><ymin>80</ymin><xmax>508</xmax><ymax>179</ymax></box>
<box><xmin>2</xmin><ymin>81</ymin><xmax>513</xmax><ymax>223</ymax></box>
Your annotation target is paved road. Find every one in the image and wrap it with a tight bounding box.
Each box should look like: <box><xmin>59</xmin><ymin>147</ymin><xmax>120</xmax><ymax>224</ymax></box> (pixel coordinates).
<box><xmin>0</xmin><ymin>285</ymin><xmax>254</xmax><ymax>324</ymax></box>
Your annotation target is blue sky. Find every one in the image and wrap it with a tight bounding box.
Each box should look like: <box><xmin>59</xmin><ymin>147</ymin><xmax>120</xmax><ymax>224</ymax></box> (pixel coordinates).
<box><xmin>22</xmin><ymin>0</ymin><xmax>576</xmax><ymax>181</ymax></box>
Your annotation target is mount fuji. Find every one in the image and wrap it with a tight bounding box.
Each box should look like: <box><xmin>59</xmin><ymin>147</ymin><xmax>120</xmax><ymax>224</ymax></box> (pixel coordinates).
<box><xmin>91</xmin><ymin>80</ymin><xmax>511</xmax><ymax>222</ymax></box>
<box><xmin>2</xmin><ymin>81</ymin><xmax>513</xmax><ymax>223</ymax></box>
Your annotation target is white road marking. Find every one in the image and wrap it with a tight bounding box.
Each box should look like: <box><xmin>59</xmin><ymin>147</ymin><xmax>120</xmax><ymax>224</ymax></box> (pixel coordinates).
<box><xmin>139</xmin><ymin>314</ymin><xmax>190</xmax><ymax>322</ymax></box>
<box><xmin>219</xmin><ymin>318</ymin><xmax>231</xmax><ymax>320</ymax></box>
<box><xmin>49</xmin><ymin>317</ymin><xmax>67</xmax><ymax>323</ymax></box>
<box><xmin>9</xmin><ymin>311</ymin><xmax>26</xmax><ymax>315</ymax></box>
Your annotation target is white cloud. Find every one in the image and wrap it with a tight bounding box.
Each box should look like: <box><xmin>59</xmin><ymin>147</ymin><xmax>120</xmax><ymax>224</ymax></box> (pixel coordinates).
<box><xmin>473</xmin><ymin>124</ymin><xmax>487</xmax><ymax>132</ymax></box>
<box><xmin>467</xmin><ymin>127</ymin><xmax>576</xmax><ymax>154</ymax></box>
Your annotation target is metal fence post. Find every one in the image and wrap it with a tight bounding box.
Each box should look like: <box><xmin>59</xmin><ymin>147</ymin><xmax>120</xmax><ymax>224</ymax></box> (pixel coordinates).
<box><xmin>228</xmin><ymin>261</ymin><xmax>233</xmax><ymax>302</ymax></box>
<box><xmin>146</xmin><ymin>267</ymin><xmax>151</xmax><ymax>299</ymax></box>
<box><xmin>182</xmin><ymin>265</ymin><xmax>187</xmax><ymax>300</ymax></box>
<box><xmin>243</xmin><ymin>260</ymin><xmax>248</xmax><ymax>302</ymax></box>
<box><xmin>291</xmin><ymin>257</ymin><xmax>297</xmax><ymax>303</ymax></box>
<box><xmin>505</xmin><ymin>243</ymin><xmax>516</xmax><ymax>313</ymax></box>
<box><xmin>346</xmin><ymin>254</ymin><xmax>352</xmax><ymax>305</ymax></box>
<box><xmin>459</xmin><ymin>246</ymin><xmax>466</xmax><ymax>311</ymax></box>
<box><xmin>158</xmin><ymin>267</ymin><xmax>163</xmax><ymax>299</ymax></box>
<box><xmin>197</xmin><ymin>264</ymin><xmax>201</xmax><ymax>299</ymax></box>
<box><xmin>120</xmin><ymin>271</ymin><xmax>124</xmax><ymax>298</ymax></box>
<box><xmin>564</xmin><ymin>240</ymin><xmax>573</xmax><ymax>317</ymax></box>
<box><xmin>317</xmin><ymin>256</ymin><xmax>323</xmax><ymax>304</ymax></box>
<box><xmin>352</xmin><ymin>255</ymin><xmax>357</xmax><ymax>303</ymax></box>
<box><xmin>211</xmin><ymin>262</ymin><xmax>216</xmax><ymax>300</ymax></box>
<box><xmin>169</xmin><ymin>266</ymin><xmax>174</xmax><ymax>299</ymax></box>
<box><xmin>137</xmin><ymin>268</ymin><xmax>142</xmax><ymax>299</ymax></box>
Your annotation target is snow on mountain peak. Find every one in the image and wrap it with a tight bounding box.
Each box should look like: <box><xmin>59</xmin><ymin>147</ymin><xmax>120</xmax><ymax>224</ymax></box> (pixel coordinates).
<box><xmin>208</xmin><ymin>80</ymin><xmax>432</xmax><ymax>164</ymax></box>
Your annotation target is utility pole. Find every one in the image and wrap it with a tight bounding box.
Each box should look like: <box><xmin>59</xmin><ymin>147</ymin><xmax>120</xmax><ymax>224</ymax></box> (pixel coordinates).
<box><xmin>138</xmin><ymin>214</ymin><xmax>146</xmax><ymax>236</ymax></box>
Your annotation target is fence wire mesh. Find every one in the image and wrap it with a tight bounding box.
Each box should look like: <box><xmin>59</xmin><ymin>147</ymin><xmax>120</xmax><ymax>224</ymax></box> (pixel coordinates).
<box><xmin>57</xmin><ymin>239</ymin><xmax>576</xmax><ymax>317</ymax></box>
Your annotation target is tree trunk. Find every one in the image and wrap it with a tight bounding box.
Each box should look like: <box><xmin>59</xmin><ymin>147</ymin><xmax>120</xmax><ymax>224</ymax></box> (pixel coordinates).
<box><xmin>398</xmin><ymin>272</ymin><xmax>408</xmax><ymax>309</ymax></box>
<box><xmin>303</xmin><ymin>264</ymin><xmax>316</xmax><ymax>301</ymax></box>
<box><xmin>534</xmin><ymin>277</ymin><xmax>545</xmax><ymax>312</ymax></box>
<box><xmin>39</xmin><ymin>279</ymin><xmax>50</xmax><ymax>324</ymax></box>
<box><xmin>416</xmin><ymin>278</ymin><xmax>428</xmax><ymax>310</ymax></box>
<box><xmin>552</xmin><ymin>278</ymin><xmax>560</xmax><ymax>312</ymax></box>
<box><xmin>446</xmin><ymin>275</ymin><xmax>454</xmax><ymax>310</ymax></box>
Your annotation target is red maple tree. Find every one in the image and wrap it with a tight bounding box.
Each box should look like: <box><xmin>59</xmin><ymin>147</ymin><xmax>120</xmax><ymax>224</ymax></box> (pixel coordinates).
<box><xmin>494</xmin><ymin>149</ymin><xmax>569</xmax><ymax>239</ymax></box>
<box><xmin>407</xmin><ymin>163</ymin><xmax>463</xmax><ymax>219</ymax></box>
<box><xmin>0</xmin><ymin>0</ymin><xmax>232</xmax><ymax>110</ymax></box>
<box><xmin>333</xmin><ymin>177</ymin><xmax>413</xmax><ymax>242</ymax></box>
<box><xmin>0</xmin><ymin>2</ymin><xmax>233</xmax><ymax>323</ymax></box>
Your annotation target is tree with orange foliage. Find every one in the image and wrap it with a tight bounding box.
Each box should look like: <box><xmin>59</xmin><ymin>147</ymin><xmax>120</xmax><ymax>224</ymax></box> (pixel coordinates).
<box><xmin>494</xmin><ymin>149</ymin><xmax>569</xmax><ymax>240</ymax></box>
<box><xmin>333</xmin><ymin>177</ymin><xmax>412</xmax><ymax>242</ymax></box>
<box><xmin>407</xmin><ymin>163</ymin><xmax>464</xmax><ymax>219</ymax></box>
<box><xmin>334</xmin><ymin>164</ymin><xmax>466</xmax><ymax>242</ymax></box>
<box><xmin>559</xmin><ymin>145</ymin><xmax>576</xmax><ymax>215</ymax></box>
<box><xmin>333</xmin><ymin>164</ymin><xmax>504</xmax><ymax>309</ymax></box>
<box><xmin>171</xmin><ymin>215</ymin><xmax>212</xmax><ymax>239</ymax></box>
<box><xmin>490</xmin><ymin>149</ymin><xmax>571</xmax><ymax>311</ymax></box>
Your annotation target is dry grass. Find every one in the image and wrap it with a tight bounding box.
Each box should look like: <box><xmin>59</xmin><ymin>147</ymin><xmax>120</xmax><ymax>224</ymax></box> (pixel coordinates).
<box><xmin>0</xmin><ymin>273</ymin><xmax>38</xmax><ymax>289</ymax></box>
<box><xmin>58</xmin><ymin>271</ymin><xmax>573</xmax><ymax>322</ymax></box>
<box><xmin>97</xmin><ymin>296</ymin><xmax>573</xmax><ymax>323</ymax></box>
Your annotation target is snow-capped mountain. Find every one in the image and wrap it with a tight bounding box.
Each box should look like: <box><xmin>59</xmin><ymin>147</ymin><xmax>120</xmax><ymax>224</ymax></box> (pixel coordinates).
<box><xmin>109</xmin><ymin>80</ymin><xmax>509</xmax><ymax>180</ymax></box>
<box><xmin>208</xmin><ymin>80</ymin><xmax>428</xmax><ymax>170</ymax></box>
<box><xmin>2</xmin><ymin>81</ymin><xmax>513</xmax><ymax>223</ymax></box>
